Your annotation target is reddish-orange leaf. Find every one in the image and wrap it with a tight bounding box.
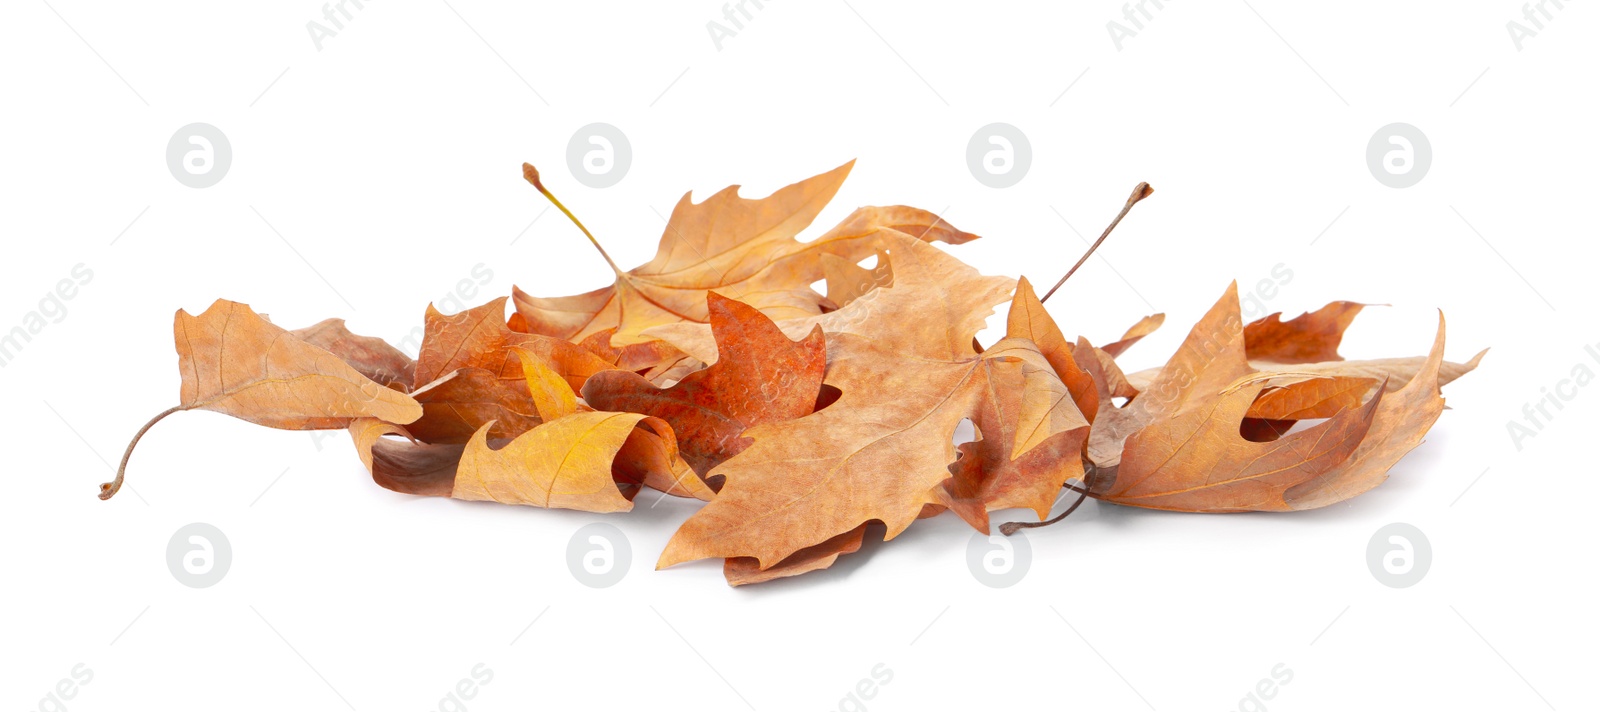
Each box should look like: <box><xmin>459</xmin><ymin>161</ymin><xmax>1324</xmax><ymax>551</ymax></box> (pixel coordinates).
<box><xmin>581</xmin><ymin>292</ymin><xmax>825</xmax><ymax>477</ymax></box>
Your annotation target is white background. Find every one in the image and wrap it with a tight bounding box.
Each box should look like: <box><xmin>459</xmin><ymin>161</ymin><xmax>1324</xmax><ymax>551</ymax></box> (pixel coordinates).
<box><xmin>3</xmin><ymin>1</ymin><xmax>1595</xmax><ymax>710</ymax></box>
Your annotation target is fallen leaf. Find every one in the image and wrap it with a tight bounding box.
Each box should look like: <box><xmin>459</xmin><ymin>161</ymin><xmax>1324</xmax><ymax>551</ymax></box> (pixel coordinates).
<box><xmin>1095</xmin><ymin>379</ymin><xmax>1382</xmax><ymax>511</ymax></box>
<box><xmin>1085</xmin><ymin>283</ymin><xmax>1253</xmax><ymax>470</ymax></box>
<box><xmin>1082</xmin><ymin>288</ymin><xmax>1480</xmax><ymax>512</ymax></box>
<box><xmin>582</xmin><ymin>293</ymin><xmax>825</xmax><ymax>477</ymax></box>
<box><xmin>454</xmin><ymin>411</ymin><xmax>656</xmax><ymax>512</ymax></box>
<box><xmin>658</xmin><ymin>239</ymin><xmax>1084</xmax><ymax>570</ymax></box>
<box><xmin>1284</xmin><ymin>314</ymin><xmax>1465</xmax><ymax>509</ymax></box>
<box><xmin>99</xmin><ymin>300</ymin><xmax>424</xmax><ymax>499</ymax></box>
<box><xmin>175</xmin><ymin>300</ymin><xmax>422</xmax><ymax>429</ymax></box>
<box><xmin>106</xmin><ymin>164</ymin><xmax>1488</xmax><ymax>590</ymax></box>
<box><xmin>414</xmin><ymin>297</ymin><xmax>614</xmax><ymax>392</ymax></box>
<box><xmin>1006</xmin><ymin>276</ymin><xmax>1098</xmax><ymax>422</ymax></box>
<box><xmin>514</xmin><ymin>162</ymin><xmax>976</xmax><ymax>346</ymax></box>
<box><xmin>350</xmin><ymin>353</ymin><xmax>709</xmax><ymax>510</ymax></box>
<box><xmin>405</xmin><ymin>297</ymin><xmax>617</xmax><ymax>442</ymax></box>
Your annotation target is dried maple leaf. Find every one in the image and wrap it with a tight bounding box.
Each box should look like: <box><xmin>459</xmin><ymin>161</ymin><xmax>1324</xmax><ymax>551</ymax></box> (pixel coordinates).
<box><xmin>934</xmin><ymin>282</ymin><xmax>1094</xmax><ymax>533</ymax></box>
<box><xmin>349</xmin><ymin>349</ymin><xmax>710</xmax><ymax>510</ymax></box>
<box><xmin>514</xmin><ymin>162</ymin><xmax>976</xmax><ymax>346</ymax></box>
<box><xmin>1084</xmin><ymin>284</ymin><xmax>1255</xmax><ymax>471</ymax></box>
<box><xmin>453</xmin><ymin>411</ymin><xmax>668</xmax><ymax>512</ymax></box>
<box><xmin>404</xmin><ymin>297</ymin><xmax>616</xmax><ymax>443</ymax></box>
<box><xmin>1120</xmin><ymin>301</ymin><xmax>1484</xmax><ymax>426</ymax></box>
<box><xmin>1095</xmin><ymin>379</ymin><xmax>1383</xmax><ymax>512</ymax></box>
<box><xmin>174</xmin><ymin>300</ymin><xmax>423</xmax><ymax>428</ymax></box>
<box><xmin>1282</xmin><ymin>315</ymin><xmax>1458</xmax><ymax>509</ymax></box>
<box><xmin>101</xmin><ymin>300</ymin><xmax>422</xmax><ymax>499</ymax></box>
<box><xmin>414</xmin><ymin>297</ymin><xmax>613</xmax><ymax>392</ymax></box>
<box><xmin>1081</xmin><ymin>285</ymin><xmax>1480</xmax><ymax>512</ymax></box>
<box><xmin>1004</xmin><ymin>276</ymin><xmax>1098</xmax><ymax>423</ymax></box>
<box><xmin>657</xmin><ymin>237</ymin><xmax>1086</xmax><ymax>572</ymax></box>
<box><xmin>103</xmin><ymin>162</ymin><xmax>1490</xmax><ymax>590</ymax></box>
<box><xmin>581</xmin><ymin>292</ymin><xmax>825</xmax><ymax>477</ymax></box>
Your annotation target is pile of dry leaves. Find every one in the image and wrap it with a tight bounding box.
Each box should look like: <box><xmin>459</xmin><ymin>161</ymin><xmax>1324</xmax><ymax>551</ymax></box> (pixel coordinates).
<box><xmin>102</xmin><ymin>162</ymin><xmax>1483</xmax><ymax>585</ymax></box>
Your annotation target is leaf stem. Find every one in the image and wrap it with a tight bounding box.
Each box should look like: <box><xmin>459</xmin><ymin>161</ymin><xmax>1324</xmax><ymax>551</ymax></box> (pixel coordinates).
<box><xmin>522</xmin><ymin>163</ymin><xmax>624</xmax><ymax>275</ymax></box>
<box><xmin>999</xmin><ymin>481</ymin><xmax>1091</xmax><ymax>536</ymax></box>
<box><xmin>100</xmin><ymin>405</ymin><xmax>183</xmax><ymax>500</ymax></box>
<box><xmin>1041</xmin><ymin>182</ymin><xmax>1154</xmax><ymax>303</ymax></box>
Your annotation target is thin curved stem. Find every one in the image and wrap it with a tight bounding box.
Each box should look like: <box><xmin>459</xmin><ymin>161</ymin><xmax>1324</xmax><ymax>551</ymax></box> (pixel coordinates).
<box><xmin>1000</xmin><ymin>482</ymin><xmax>1091</xmax><ymax>536</ymax></box>
<box><xmin>100</xmin><ymin>406</ymin><xmax>182</xmax><ymax>500</ymax></box>
<box><xmin>522</xmin><ymin>162</ymin><xmax>624</xmax><ymax>275</ymax></box>
<box><xmin>1041</xmin><ymin>182</ymin><xmax>1153</xmax><ymax>303</ymax></box>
